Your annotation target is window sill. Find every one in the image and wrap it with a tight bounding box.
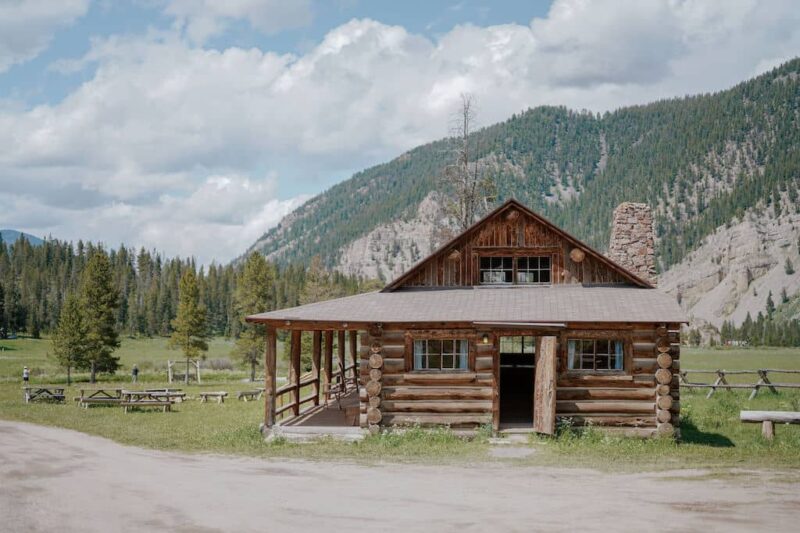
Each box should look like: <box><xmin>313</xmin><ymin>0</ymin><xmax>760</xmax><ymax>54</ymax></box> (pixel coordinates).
<box><xmin>564</xmin><ymin>371</ymin><xmax>630</xmax><ymax>379</ymax></box>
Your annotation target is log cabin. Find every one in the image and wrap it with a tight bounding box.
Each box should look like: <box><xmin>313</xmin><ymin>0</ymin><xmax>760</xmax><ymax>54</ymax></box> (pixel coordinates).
<box><xmin>246</xmin><ymin>199</ymin><xmax>687</xmax><ymax>438</ymax></box>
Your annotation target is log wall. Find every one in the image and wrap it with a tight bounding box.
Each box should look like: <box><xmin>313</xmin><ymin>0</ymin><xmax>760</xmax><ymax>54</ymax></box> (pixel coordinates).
<box><xmin>357</xmin><ymin>323</ymin><xmax>681</xmax><ymax>437</ymax></box>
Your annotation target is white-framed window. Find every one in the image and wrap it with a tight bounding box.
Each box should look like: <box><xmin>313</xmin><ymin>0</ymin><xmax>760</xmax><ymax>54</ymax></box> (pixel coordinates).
<box><xmin>413</xmin><ymin>339</ymin><xmax>469</xmax><ymax>370</ymax></box>
<box><xmin>517</xmin><ymin>256</ymin><xmax>551</xmax><ymax>284</ymax></box>
<box><xmin>567</xmin><ymin>339</ymin><xmax>624</xmax><ymax>371</ymax></box>
<box><xmin>480</xmin><ymin>257</ymin><xmax>513</xmax><ymax>284</ymax></box>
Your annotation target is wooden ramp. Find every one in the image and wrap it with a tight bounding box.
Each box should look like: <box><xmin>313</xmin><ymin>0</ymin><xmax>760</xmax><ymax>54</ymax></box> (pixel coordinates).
<box><xmin>280</xmin><ymin>390</ymin><xmax>360</xmax><ymax>428</ymax></box>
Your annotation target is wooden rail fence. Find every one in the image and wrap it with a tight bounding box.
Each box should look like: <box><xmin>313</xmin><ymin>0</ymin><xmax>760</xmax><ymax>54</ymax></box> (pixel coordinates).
<box><xmin>680</xmin><ymin>369</ymin><xmax>800</xmax><ymax>400</ymax></box>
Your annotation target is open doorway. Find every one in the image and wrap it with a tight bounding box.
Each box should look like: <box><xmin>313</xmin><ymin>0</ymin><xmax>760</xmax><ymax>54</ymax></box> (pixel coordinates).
<box><xmin>499</xmin><ymin>336</ymin><xmax>536</xmax><ymax>427</ymax></box>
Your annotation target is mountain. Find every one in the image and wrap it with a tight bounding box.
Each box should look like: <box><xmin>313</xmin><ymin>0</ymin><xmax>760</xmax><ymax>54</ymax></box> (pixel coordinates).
<box><xmin>0</xmin><ymin>230</ymin><xmax>44</xmax><ymax>247</ymax></box>
<box><xmin>247</xmin><ymin>59</ymin><xmax>800</xmax><ymax>331</ymax></box>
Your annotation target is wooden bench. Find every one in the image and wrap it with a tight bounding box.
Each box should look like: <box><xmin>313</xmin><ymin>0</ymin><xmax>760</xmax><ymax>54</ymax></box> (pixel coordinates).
<box><xmin>237</xmin><ymin>390</ymin><xmax>262</xmax><ymax>401</ymax></box>
<box><xmin>24</xmin><ymin>386</ymin><xmax>65</xmax><ymax>403</ymax></box>
<box><xmin>122</xmin><ymin>400</ymin><xmax>172</xmax><ymax>413</ymax></box>
<box><xmin>199</xmin><ymin>391</ymin><xmax>228</xmax><ymax>404</ymax></box>
<box><xmin>740</xmin><ymin>410</ymin><xmax>800</xmax><ymax>439</ymax></box>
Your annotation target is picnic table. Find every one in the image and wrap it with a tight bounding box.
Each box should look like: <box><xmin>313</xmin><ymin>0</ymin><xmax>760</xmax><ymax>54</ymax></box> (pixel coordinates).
<box><xmin>199</xmin><ymin>391</ymin><xmax>228</xmax><ymax>404</ymax></box>
<box><xmin>120</xmin><ymin>390</ymin><xmax>173</xmax><ymax>413</ymax></box>
<box><xmin>144</xmin><ymin>388</ymin><xmax>187</xmax><ymax>402</ymax></box>
<box><xmin>24</xmin><ymin>386</ymin><xmax>65</xmax><ymax>403</ymax></box>
<box><xmin>76</xmin><ymin>388</ymin><xmax>123</xmax><ymax>408</ymax></box>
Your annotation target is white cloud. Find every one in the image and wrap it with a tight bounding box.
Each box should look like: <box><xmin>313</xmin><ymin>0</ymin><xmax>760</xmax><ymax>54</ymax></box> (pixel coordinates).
<box><xmin>164</xmin><ymin>0</ymin><xmax>313</xmax><ymax>43</ymax></box>
<box><xmin>0</xmin><ymin>0</ymin><xmax>89</xmax><ymax>72</ymax></box>
<box><xmin>2</xmin><ymin>0</ymin><xmax>800</xmax><ymax>263</ymax></box>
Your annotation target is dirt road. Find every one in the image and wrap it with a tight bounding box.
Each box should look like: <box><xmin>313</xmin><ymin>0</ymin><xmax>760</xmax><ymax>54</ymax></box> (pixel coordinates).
<box><xmin>1</xmin><ymin>421</ymin><xmax>798</xmax><ymax>532</ymax></box>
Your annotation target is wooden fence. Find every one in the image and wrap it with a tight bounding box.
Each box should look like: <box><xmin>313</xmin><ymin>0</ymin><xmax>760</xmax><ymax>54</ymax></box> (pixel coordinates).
<box><xmin>680</xmin><ymin>369</ymin><xmax>800</xmax><ymax>400</ymax></box>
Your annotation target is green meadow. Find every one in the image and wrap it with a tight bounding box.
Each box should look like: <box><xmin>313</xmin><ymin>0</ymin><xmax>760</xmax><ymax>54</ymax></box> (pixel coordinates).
<box><xmin>1</xmin><ymin>336</ymin><xmax>799</xmax><ymax>469</ymax></box>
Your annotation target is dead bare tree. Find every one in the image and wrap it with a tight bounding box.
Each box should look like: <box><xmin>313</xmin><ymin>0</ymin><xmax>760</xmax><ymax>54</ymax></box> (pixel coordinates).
<box><xmin>440</xmin><ymin>93</ymin><xmax>496</xmax><ymax>232</ymax></box>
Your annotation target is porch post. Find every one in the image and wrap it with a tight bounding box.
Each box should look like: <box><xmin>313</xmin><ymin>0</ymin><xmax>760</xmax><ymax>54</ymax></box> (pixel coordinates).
<box><xmin>324</xmin><ymin>331</ymin><xmax>334</xmax><ymax>402</ymax></box>
<box><xmin>264</xmin><ymin>326</ymin><xmax>277</xmax><ymax>429</ymax></box>
<box><xmin>337</xmin><ymin>330</ymin><xmax>347</xmax><ymax>392</ymax></box>
<box><xmin>312</xmin><ymin>331</ymin><xmax>322</xmax><ymax>405</ymax></box>
<box><xmin>349</xmin><ymin>330</ymin><xmax>358</xmax><ymax>388</ymax></box>
<box><xmin>290</xmin><ymin>330</ymin><xmax>302</xmax><ymax>416</ymax></box>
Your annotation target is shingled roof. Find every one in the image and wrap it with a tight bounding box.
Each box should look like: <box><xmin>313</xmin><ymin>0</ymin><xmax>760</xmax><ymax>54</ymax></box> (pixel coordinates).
<box><xmin>247</xmin><ymin>285</ymin><xmax>687</xmax><ymax>326</ymax></box>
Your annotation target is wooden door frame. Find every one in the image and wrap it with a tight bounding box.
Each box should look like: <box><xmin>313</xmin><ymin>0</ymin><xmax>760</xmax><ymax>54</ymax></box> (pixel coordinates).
<box><xmin>496</xmin><ymin>332</ymin><xmax>540</xmax><ymax>429</ymax></box>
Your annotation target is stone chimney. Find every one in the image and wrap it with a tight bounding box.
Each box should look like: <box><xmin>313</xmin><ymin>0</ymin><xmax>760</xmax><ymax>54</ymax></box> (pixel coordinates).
<box><xmin>607</xmin><ymin>202</ymin><xmax>657</xmax><ymax>285</ymax></box>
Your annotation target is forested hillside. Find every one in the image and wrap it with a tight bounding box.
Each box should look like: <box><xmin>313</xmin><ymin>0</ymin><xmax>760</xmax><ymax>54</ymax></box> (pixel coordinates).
<box><xmin>0</xmin><ymin>236</ymin><xmax>374</xmax><ymax>339</ymax></box>
<box><xmin>249</xmin><ymin>58</ymin><xmax>800</xmax><ymax>276</ymax></box>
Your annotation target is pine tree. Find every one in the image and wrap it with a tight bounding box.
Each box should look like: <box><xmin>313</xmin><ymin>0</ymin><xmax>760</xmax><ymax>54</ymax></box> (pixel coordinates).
<box><xmin>782</xmin><ymin>287</ymin><xmax>789</xmax><ymax>304</ymax></box>
<box><xmin>233</xmin><ymin>253</ymin><xmax>274</xmax><ymax>381</ymax></box>
<box><xmin>51</xmin><ymin>293</ymin><xmax>88</xmax><ymax>385</ymax></box>
<box><xmin>0</xmin><ymin>281</ymin><xmax>5</xmax><ymax>338</ymax></box>
<box><xmin>80</xmin><ymin>250</ymin><xmax>120</xmax><ymax>383</ymax></box>
<box><xmin>785</xmin><ymin>257</ymin><xmax>795</xmax><ymax>275</ymax></box>
<box><xmin>169</xmin><ymin>269</ymin><xmax>209</xmax><ymax>384</ymax></box>
<box><xmin>766</xmin><ymin>291</ymin><xmax>775</xmax><ymax>317</ymax></box>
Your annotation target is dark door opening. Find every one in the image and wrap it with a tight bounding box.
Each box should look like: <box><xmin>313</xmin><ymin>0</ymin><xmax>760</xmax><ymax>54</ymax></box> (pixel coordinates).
<box><xmin>499</xmin><ymin>336</ymin><xmax>536</xmax><ymax>426</ymax></box>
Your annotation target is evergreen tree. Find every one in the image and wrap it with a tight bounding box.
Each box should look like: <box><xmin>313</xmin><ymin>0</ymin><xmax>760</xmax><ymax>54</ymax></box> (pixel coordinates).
<box><xmin>0</xmin><ymin>281</ymin><xmax>5</xmax><ymax>338</ymax></box>
<box><xmin>169</xmin><ymin>269</ymin><xmax>209</xmax><ymax>384</ymax></box>
<box><xmin>785</xmin><ymin>257</ymin><xmax>795</xmax><ymax>275</ymax></box>
<box><xmin>80</xmin><ymin>250</ymin><xmax>120</xmax><ymax>382</ymax></box>
<box><xmin>766</xmin><ymin>291</ymin><xmax>775</xmax><ymax>317</ymax></box>
<box><xmin>233</xmin><ymin>253</ymin><xmax>274</xmax><ymax>381</ymax></box>
<box><xmin>51</xmin><ymin>293</ymin><xmax>88</xmax><ymax>385</ymax></box>
<box><xmin>781</xmin><ymin>287</ymin><xmax>789</xmax><ymax>304</ymax></box>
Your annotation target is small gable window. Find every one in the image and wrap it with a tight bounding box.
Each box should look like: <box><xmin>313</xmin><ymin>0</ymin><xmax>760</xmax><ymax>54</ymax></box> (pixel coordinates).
<box><xmin>414</xmin><ymin>339</ymin><xmax>469</xmax><ymax>371</ymax></box>
<box><xmin>480</xmin><ymin>257</ymin><xmax>513</xmax><ymax>284</ymax></box>
<box><xmin>479</xmin><ymin>256</ymin><xmax>552</xmax><ymax>285</ymax></box>
<box><xmin>517</xmin><ymin>256</ymin><xmax>551</xmax><ymax>284</ymax></box>
<box><xmin>567</xmin><ymin>339</ymin><xmax>624</xmax><ymax>371</ymax></box>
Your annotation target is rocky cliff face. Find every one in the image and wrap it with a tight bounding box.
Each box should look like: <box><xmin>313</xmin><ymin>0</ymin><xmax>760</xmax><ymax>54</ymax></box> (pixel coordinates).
<box><xmin>336</xmin><ymin>192</ymin><xmax>452</xmax><ymax>281</ymax></box>
<box><xmin>659</xmin><ymin>199</ymin><xmax>800</xmax><ymax>334</ymax></box>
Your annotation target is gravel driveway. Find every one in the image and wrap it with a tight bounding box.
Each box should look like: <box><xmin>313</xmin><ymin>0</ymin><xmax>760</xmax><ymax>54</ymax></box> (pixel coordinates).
<box><xmin>1</xmin><ymin>421</ymin><xmax>798</xmax><ymax>532</ymax></box>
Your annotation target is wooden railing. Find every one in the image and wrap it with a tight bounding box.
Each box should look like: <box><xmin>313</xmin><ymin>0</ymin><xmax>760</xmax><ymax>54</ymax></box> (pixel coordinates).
<box><xmin>274</xmin><ymin>362</ymin><xmax>359</xmax><ymax>421</ymax></box>
<box><xmin>680</xmin><ymin>369</ymin><xmax>800</xmax><ymax>400</ymax></box>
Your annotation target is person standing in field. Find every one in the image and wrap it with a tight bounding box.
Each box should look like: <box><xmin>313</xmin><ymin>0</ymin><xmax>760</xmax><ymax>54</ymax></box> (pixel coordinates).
<box><xmin>22</xmin><ymin>366</ymin><xmax>29</xmax><ymax>384</ymax></box>
<box><xmin>131</xmin><ymin>364</ymin><xmax>139</xmax><ymax>384</ymax></box>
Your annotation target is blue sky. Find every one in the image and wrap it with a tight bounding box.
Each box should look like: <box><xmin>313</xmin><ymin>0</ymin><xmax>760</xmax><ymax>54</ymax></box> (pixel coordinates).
<box><xmin>1</xmin><ymin>0</ymin><xmax>799</xmax><ymax>264</ymax></box>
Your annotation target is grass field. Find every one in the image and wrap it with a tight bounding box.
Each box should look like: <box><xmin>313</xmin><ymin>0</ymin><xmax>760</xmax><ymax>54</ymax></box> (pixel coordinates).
<box><xmin>1</xmin><ymin>337</ymin><xmax>799</xmax><ymax>468</ymax></box>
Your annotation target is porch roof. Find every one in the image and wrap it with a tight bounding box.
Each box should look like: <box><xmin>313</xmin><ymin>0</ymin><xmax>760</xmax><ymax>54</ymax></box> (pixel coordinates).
<box><xmin>247</xmin><ymin>285</ymin><xmax>687</xmax><ymax>326</ymax></box>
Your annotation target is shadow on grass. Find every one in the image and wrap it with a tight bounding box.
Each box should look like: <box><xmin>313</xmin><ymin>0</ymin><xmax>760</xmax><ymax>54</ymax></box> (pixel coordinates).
<box><xmin>680</xmin><ymin>418</ymin><xmax>735</xmax><ymax>447</ymax></box>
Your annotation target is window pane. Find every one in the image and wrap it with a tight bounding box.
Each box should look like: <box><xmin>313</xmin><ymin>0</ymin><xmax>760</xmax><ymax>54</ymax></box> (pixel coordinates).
<box><xmin>414</xmin><ymin>340</ymin><xmax>424</xmax><ymax>369</ymax></box>
<box><xmin>540</xmin><ymin>256</ymin><xmax>550</xmax><ymax>269</ymax></box>
<box><xmin>503</xmin><ymin>270</ymin><xmax>513</xmax><ymax>283</ymax></box>
<box><xmin>596</xmin><ymin>339</ymin><xmax>609</xmax><ymax>355</ymax></box>
<box><xmin>595</xmin><ymin>355</ymin><xmax>610</xmax><ymax>370</ymax></box>
<box><xmin>428</xmin><ymin>353</ymin><xmax>441</xmax><ymax>370</ymax></box>
<box><xmin>581</xmin><ymin>339</ymin><xmax>594</xmax><ymax>354</ymax></box>
<box><xmin>581</xmin><ymin>355</ymin><xmax>593</xmax><ymax>370</ymax></box>
<box><xmin>512</xmin><ymin>336</ymin><xmax>522</xmax><ymax>353</ymax></box>
<box><xmin>442</xmin><ymin>339</ymin><xmax>453</xmax><ymax>354</ymax></box>
<box><xmin>523</xmin><ymin>336</ymin><xmax>535</xmax><ymax>354</ymax></box>
<box><xmin>539</xmin><ymin>269</ymin><xmax>550</xmax><ymax>283</ymax></box>
<box><xmin>428</xmin><ymin>340</ymin><xmax>441</xmax><ymax>356</ymax></box>
<box><xmin>442</xmin><ymin>353</ymin><xmax>454</xmax><ymax>369</ymax></box>
<box><xmin>480</xmin><ymin>257</ymin><xmax>491</xmax><ymax>269</ymax></box>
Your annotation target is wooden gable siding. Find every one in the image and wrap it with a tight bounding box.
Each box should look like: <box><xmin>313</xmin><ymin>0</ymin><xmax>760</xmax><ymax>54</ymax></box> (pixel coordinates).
<box><xmin>398</xmin><ymin>207</ymin><xmax>631</xmax><ymax>288</ymax></box>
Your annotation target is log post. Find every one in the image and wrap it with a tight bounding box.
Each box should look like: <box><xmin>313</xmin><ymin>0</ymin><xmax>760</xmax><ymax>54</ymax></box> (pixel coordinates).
<box><xmin>312</xmin><ymin>331</ymin><xmax>322</xmax><ymax>406</ymax></box>
<box><xmin>324</xmin><ymin>331</ymin><xmax>334</xmax><ymax>402</ymax></box>
<box><xmin>533</xmin><ymin>336</ymin><xmax>557</xmax><ymax>435</ymax></box>
<box><xmin>338</xmin><ymin>330</ymin><xmax>347</xmax><ymax>393</ymax></box>
<box><xmin>655</xmin><ymin>325</ymin><xmax>678</xmax><ymax>438</ymax></box>
<box><xmin>290</xmin><ymin>330</ymin><xmax>302</xmax><ymax>416</ymax></box>
<box><xmin>349</xmin><ymin>330</ymin><xmax>359</xmax><ymax>389</ymax></box>
<box><xmin>364</xmin><ymin>325</ymin><xmax>384</xmax><ymax>434</ymax></box>
<box><xmin>264</xmin><ymin>326</ymin><xmax>277</xmax><ymax>429</ymax></box>
<box><xmin>762</xmin><ymin>420</ymin><xmax>775</xmax><ymax>440</ymax></box>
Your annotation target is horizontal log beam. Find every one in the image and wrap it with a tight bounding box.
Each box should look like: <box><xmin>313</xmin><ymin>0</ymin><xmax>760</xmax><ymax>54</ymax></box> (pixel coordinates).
<box><xmin>382</xmin><ymin>386</ymin><xmax>493</xmax><ymax>400</ymax></box>
<box><xmin>556</xmin><ymin>400</ymin><xmax>656</xmax><ymax>414</ymax></box>
<box><xmin>381</xmin><ymin>400</ymin><xmax>493</xmax><ymax>413</ymax></box>
<box><xmin>556</xmin><ymin>388</ymin><xmax>655</xmax><ymax>401</ymax></box>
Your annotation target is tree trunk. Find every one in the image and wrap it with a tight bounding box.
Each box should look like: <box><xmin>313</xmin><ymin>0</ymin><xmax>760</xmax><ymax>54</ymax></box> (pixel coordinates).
<box><xmin>250</xmin><ymin>359</ymin><xmax>256</xmax><ymax>382</ymax></box>
<box><xmin>185</xmin><ymin>357</ymin><xmax>190</xmax><ymax>385</ymax></box>
<box><xmin>90</xmin><ymin>361</ymin><xmax>97</xmax><ymax>383</ymax></box>
<box><xmin>67</xmin><ymin>365</ymin><xmax>71</xmax><ymax>387</ymax></box>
